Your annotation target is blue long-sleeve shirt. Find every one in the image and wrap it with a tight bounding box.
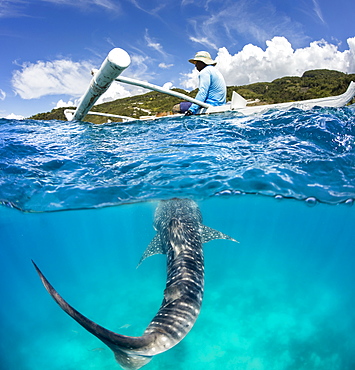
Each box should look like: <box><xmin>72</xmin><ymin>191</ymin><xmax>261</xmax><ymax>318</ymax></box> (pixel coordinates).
<box><xmin>189</xmin><ymin>66</ymin><xmax>226</xmax><ymax>114</ymax></box>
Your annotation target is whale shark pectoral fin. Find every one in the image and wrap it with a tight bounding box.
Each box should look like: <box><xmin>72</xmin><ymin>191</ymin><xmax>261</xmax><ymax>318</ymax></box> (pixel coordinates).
<box><xmin>137</xmin><ymin>234</ymin><xmax>165</xmax><ymax>268</ymax></box>
<box><xmin>201</xmin><ymin>225</ymin><xmax>238</xmax><ymax>244</ymax></box>
<box><xmin>114</xmin><ymin>350</ymin><xmax>153</xmax><ymax>370</ymax></box>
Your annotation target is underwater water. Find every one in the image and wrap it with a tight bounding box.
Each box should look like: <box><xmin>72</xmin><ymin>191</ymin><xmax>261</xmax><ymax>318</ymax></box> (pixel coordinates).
<box><xmin>1</xmin><ymin>106</ymin><xmax>355</xmax><ymax>370</ymax></box>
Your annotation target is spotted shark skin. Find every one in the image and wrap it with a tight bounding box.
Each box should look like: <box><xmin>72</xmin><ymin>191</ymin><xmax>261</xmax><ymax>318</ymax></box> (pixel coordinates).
<box><xmin>32</xmin><ymin>198</ymin><xmax>237</xmax><ymax>369</ymax></box>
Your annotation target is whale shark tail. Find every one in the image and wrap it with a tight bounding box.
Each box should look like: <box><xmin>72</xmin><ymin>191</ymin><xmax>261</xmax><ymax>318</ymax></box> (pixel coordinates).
<box><xmin>32</xmin><ymin>260</ymin><xmax>153</xmax><ymax>370</ymax></box>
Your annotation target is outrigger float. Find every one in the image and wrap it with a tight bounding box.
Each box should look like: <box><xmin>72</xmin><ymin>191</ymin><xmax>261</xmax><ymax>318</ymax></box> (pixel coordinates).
<box><xmin>64</xmin><ymin>48</ymin><xmax>355</xmax><ymax>123</ymax></box>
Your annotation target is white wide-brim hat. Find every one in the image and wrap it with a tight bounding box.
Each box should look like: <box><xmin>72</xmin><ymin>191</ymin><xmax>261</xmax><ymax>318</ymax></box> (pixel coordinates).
<box><xmin>189</xmin><ymin>51</ymin><xmax>216</xmax><ymax>66</ymax></box>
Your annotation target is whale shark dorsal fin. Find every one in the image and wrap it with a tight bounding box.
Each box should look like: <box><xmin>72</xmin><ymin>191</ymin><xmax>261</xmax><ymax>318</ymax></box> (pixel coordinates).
<box><xmin>201</xmin><ymin>225</ymin><xmax>238</xmax><ymax>244</ymax></box>
<box><xmin>137</xmin><ymin>234</ymin><xmax>165</xmax><ymax>268</ymax></box>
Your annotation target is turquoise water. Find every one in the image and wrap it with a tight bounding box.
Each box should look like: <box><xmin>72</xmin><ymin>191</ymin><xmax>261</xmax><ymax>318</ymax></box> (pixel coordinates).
<box><xmin>1</xmin><ymin>107</ymin><xmax>355</xmax><ymax>369</ymax></box>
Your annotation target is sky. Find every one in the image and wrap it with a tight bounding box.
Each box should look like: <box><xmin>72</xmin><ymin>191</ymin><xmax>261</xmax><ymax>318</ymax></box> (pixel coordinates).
<box><xmin>0</xmin><ymin>0</ymin><xmax>354</xmax><ymax>119</ymax></box>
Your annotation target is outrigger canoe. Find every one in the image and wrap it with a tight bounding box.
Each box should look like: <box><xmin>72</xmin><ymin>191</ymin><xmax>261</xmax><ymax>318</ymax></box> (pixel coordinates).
<box><xmin>64</xmin><ymin>48</ymin><xmax>355</xmax><ymax>123</ymax></box>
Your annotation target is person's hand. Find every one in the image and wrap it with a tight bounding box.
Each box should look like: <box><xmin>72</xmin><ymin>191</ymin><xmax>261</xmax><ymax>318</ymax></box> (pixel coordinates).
<box><xmin>184</xmin><ymin>110</ymin><xmax>193</xmax><ymax>116</ymax></box>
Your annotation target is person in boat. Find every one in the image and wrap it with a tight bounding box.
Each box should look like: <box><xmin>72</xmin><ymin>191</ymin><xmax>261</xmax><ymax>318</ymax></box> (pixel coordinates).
<box><xmin>173</xmin><ymin>51</ymin><xmax>226</xmax><ymax>116</ymax></box>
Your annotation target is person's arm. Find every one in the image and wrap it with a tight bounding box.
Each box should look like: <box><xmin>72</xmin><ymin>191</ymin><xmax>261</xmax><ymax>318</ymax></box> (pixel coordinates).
<box><xmin>188</xmin><ymin>69</ymin><xmax>211</xmax><ymax>114</ymax></box>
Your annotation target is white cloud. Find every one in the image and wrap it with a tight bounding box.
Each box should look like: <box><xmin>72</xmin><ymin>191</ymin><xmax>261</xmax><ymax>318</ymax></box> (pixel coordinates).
<box><xmin>0</xmin><ymin>0</ymin><xmax>120</xmax><ymax>18</ymax></box>
<box><xmin>124</xmin><ymin>54</ymin><xmax>158</xmax><ymax>84</ymax></box>
<box><xmin>144</xmin><ymin>30</ymin><xmax>170</xmax><ymax>58</ymax></box>
<box><xmin>12</xmin><ymin>59</ymin><xmax>93</xmax><ymax>99</ymax></box>
<box><xmin>187</xmin><ymin>0</ymin><xmax>307</xmax><ymax>50</ymax></box>
<box><xmin>54</xmin><ymin>99</ymin><xmax>77</xmax><ymax>109</ymax></box>
<box><xmin>312</xmin><ymin>0</ymin><xmax>326</xmax><ymax>24</ymax></box>
<box><xmin>159</xmin><ymin>63</ymin><xmax>173</xmax><ymax>69</ymax></box>
<box><xmin>125</xmin><ymin>0</ymin><xmax>168</xmax><ymax>16</ymax></box>
<box><xmin>11</xmin><ymin>52</ymin><xmax>160</xmax><ymax>109</ymax></box>
<box><xmin>96</xmin><ymin>81</ymin><xmax>132</xmax><ymax>104</ymax></box>
<box><xmin>39</xmin><ymin>0</ymin><xmax>120</xmax><ymax>12</ymax></box>
<box><xmin>190</xmin><ymin>36</ymin><xmax>218</xmax><ymax>51</ymax></box>
<box><xmin>162</xmin><ymin>82</ymin><xmax>174</xmax><ymax>90</ymax></box>
<box><xmin>0</xmin><ymin>89</ymin><xmax>6</xmax><ymax>100</ymax></box>
<box><xmin>5</xmin><ymin>113</ymin><xmax>25</xmax><ymax>120</ymax></box>
<box><xmin>181</xmin><ymin>37</ymin><xmax>355</xmax><ymax>89</ymax></box>
<box><xmin>0</xmin><ymin>0</ymin><xmax>26</xmax><ymax>17</ymax></box>
<box><xmin>181</xmin><ymin>68</ymin><xmax>199</xmax><ymax>90</ymax></box>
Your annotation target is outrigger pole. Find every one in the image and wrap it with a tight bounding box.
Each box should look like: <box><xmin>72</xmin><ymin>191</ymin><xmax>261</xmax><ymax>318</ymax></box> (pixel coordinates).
<box><xmin>65</xmin><ymin>48</ymin><xmax>131</xmax><ymax>121</ymax></box>
<box><xmin>115</xmin><ymin>76</ymin><xmax>210</xmax><ymax>109</ymax></box>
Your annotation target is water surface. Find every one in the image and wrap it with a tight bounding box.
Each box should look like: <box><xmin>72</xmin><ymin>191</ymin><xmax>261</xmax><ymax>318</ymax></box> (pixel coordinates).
<box><xmin>1</xmin><ymin>107</ymin><xmax>354</xmax><ymax>369</ymax></box>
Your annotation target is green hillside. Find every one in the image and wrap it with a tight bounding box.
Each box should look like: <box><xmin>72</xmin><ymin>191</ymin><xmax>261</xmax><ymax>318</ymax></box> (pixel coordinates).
<box><xmin>30</xmin><ymin>69</ymin><xmax>355</xmax><ymax>124</ymax></box>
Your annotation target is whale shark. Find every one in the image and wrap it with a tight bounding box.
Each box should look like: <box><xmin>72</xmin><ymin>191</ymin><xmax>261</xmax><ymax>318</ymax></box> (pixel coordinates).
<box><xmin>32</xmin><ymin>198</ymin><xmax>237</xmax><ymax>369</ymax></box>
